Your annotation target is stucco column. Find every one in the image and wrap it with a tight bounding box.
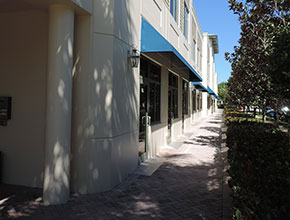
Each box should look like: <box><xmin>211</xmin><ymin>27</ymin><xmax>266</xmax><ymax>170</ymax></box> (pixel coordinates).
<box><xmin>202</xmin><ymin>92</ymin><xmax>207</xmax><ymax>117</ymax></box>
<box><xmin>43</xmin><ymin>5</ymin><xmax>74</xmax><ymax>205</ymax></box>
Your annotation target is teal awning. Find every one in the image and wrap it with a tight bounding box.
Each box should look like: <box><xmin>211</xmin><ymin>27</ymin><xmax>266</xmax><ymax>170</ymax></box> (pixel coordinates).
<box><xmin>207</xmin><ymin>87</ymin><xmax>220</xmax><ymax>99</ymax></box>
<box><xmin>192</xmin><ymin>82</ymin><xmax>207</xmax><ymax>91</ymax></box>
<box><xmin>141</xmin><ymin>17</ymin><xmax>202</xmax><ymax>82</ymax></box>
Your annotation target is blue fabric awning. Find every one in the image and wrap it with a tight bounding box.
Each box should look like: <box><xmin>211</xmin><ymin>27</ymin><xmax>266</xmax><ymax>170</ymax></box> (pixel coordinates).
<box><xmin>207</xmin><ymin>86</ymin><xmax>215</xmax><ymax>94</ymax></box>
<box><xmin>141</xmin><ymin>17</ymin><xmax>202</xmax><ymax>82</ymax></box>
<box><xmin>192</xmin><ymin>82</ymin><xmax>208</xmax><ymax>91</ymax></box>
<box><xmin>207</xmin><ymin>86</ymin><xmax>220</xmax><ymax>99</ymax></box>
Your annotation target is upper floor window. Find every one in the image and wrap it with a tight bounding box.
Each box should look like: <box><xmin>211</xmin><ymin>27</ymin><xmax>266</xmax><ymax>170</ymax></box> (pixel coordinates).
<box><xmin>183</xmin><ymin>4</ymin><xmax>189</xmax><ymax>39</ymax></box>
<box><xmin>207</xmin><ymin>45</ymin><xmax>210</xmax><ymax>63</ymax></box>
<box><xmin>200</xmin><ymin>52</ymin><xmax>202</xmax><ymax>71</ymax></box>
<box><xmin>170</xmin><ymin>0</ymin><xmax>178</xmax><ymax>22</ymax></box>
<box><xmin>192</xmin><ymin>40</ymin><xmax>196</xmax><ymax>63</ymax></box>
<box><xmin>197</xmin><ymin>48</ymin><xmax>200</xmax><ymax>67</ymax></box>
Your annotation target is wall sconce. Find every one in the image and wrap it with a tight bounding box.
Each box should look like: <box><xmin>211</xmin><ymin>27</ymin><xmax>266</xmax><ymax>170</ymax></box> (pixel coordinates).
<box><xmin>128</xmin><ymin>47</ymin><xmax>140</xmax><ymax>68</ymax></box>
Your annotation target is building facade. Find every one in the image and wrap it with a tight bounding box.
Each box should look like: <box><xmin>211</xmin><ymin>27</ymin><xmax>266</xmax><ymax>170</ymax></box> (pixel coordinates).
<box><xmin>0</xmin><ymin>0</ymin><xmax>218</xmax><ymax>205</ymax></box>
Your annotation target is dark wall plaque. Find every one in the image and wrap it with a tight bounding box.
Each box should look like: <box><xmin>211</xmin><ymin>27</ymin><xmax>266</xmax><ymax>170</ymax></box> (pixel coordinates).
<box><xmin>0</xmin><ymin>97</ymin><xmax>12</xmax><ymax>126</ymax></box>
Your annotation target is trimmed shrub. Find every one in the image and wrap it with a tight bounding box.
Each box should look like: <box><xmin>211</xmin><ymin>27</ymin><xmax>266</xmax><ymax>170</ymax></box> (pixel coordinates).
<box><xmin>226</xmin><ymin>111</ymin><xmax>290</xmax><ymax>220</ymax></box>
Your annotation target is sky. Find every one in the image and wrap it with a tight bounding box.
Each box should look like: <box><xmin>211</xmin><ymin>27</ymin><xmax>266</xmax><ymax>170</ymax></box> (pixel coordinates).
<box><xmin>193</xmin><ymin>0</ymin><xmax>241</xmax><ymax>84</ymax></box>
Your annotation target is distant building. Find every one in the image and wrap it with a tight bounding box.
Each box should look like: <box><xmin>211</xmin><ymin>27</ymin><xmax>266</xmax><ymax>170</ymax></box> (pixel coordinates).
<box><xmin>0</xmin><ymin>0</ymin><xmax>219</xmax><ymax>205</ymax></box>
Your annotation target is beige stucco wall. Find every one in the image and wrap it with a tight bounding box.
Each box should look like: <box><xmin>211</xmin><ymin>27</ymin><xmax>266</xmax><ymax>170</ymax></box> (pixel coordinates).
<box><xmin>71</xmin><ymin>0</ymin><xmax>141</xmax><ymax>194</ymax></box>
<box><xmin>71</xmin><ymin>130</ymin><xmax>138</xmax><ymax>194</ymax></box>
<box><xmin>0</xmin><ymin>10</ymin><xmax>48</xmax><ymax>187</ymax></box>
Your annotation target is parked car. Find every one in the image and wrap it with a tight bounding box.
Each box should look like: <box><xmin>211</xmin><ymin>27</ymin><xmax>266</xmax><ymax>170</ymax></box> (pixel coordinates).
<box><xmin>279</xmin><ymin>106</ymin><xmax>290</xmax><ymax>122</ymax></box>
<box><xmin>266</xmin><ymin>107</ymin><xmax>275</xmax><ymax>118</ymax></box>
<box><xmin>266</xmin><ymin>106</ymin><xmax>290</xmax><ymax>121</ymax></box>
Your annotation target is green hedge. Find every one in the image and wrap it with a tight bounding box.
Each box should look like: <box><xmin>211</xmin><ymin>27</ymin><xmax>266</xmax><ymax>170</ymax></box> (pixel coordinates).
<box><xmin>226</xmin><ymin>112</ymin><xmax>290</xmax><ymax>220</ymax></box>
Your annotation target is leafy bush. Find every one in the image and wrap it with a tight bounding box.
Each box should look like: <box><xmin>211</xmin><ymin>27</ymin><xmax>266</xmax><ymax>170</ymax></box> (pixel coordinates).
<box><xmin>225</xmin><ymin>108</ymin><xmax>257</xmax><ymax>124</ymax></box>
<box><xmin>226</xmin><ymin>111</ymin><xmax>290</xmax><ymax>220</ymax></box>
<box><xmin>224</xmin><ymin>107</ymin><xmax>253</xmax><ymax>118</ymax></box>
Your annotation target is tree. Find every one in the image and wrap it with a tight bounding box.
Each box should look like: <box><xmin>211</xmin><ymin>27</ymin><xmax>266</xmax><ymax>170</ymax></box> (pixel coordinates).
<box><xmin>268</xmin><ymin>28</ymin><xmax>290</xmax><ymax>136</ymax></box>
<box><xmin>226</xmin><ymin>1</ymin><xmax>290</xmax><ymax>218</ymax></box>
<box><xmin>226</xmin><ymin>0</ymin><xmax>290</xmax><ymax>117</ymax></box>
<box><xmin>268</xmin><ymin>30</ymin><xmax>290</xmax><ymax>100</ymax></box>
<box><xmin>218</xmin><ymin>82</ymin><xmax>229</xmax><ymax>103</ymax></box>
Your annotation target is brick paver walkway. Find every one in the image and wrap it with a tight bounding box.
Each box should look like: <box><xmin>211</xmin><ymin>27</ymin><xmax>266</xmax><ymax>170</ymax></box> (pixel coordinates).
<box><xmin>0</xmin><ymin>109</ymin><xmax>231</xmax><ymax>220</ymax></box>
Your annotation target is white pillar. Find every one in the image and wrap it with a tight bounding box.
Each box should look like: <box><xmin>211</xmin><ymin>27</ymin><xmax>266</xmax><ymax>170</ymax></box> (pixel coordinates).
<box><xmin>43</xmin><ymin>5</ymin><xmax>74</xmax><ymax>205</ymax></box>
<box><xmin>202</xmin><ymin>92</ymin><xmax>208</xmax><ymax>117</ymax></box>
<box><xmin>71</xmin><ymin>15</ymin><xmax>92</xmax><ymax>193</ymax></box>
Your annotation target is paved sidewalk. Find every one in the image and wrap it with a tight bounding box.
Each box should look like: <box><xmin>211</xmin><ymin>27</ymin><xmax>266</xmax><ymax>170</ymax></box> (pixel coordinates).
<box><xmin>0</xmin><ymin>109</ymin><xmax>232</xmax><ymax>220</ymax></box>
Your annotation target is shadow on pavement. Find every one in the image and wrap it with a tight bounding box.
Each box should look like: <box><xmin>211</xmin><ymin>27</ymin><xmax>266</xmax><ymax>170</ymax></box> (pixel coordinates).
<box><xmin>0</xmin><ymin>111</ymin><xmax>232</xmax><ymax>220</ymax></box>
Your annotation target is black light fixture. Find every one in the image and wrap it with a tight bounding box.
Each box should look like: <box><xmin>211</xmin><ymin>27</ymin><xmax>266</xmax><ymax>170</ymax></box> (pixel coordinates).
<box><xmin>129</xmin><ymin>47</ymin><xmax>140</xmax><ymax>68</ymax></box>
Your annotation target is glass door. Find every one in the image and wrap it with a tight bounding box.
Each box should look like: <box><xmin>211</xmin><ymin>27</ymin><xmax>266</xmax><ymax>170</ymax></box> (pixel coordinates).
<box><xmin>182</xmin><ymin>80</ymin><xmax>188</xmax><ymax>133</ymax></box>
<box><xmin>139</xmin><ymin>83</ymin><xmax>147</xmax><ymax>156</ymax></box>
<box><xmin>167</xmin><ymin>90</ymin><xmax>172</xmax><ymax>144</ymax></box>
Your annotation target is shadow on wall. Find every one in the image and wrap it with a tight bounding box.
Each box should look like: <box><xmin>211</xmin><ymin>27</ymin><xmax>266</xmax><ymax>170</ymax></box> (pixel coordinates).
<box><xmin>0</xmin><ymin>112</ymin><xmax>233</xmax><ymax>219</ymax></box>
<box><xmin>43</xmin><ymin>5</ymin><xmax>75</xmax><ymax>204</ymax></box>
<box><xmin>70</xmin><ymin>0</ymin><xmax>140</xmax><ymax>194</ymax></box>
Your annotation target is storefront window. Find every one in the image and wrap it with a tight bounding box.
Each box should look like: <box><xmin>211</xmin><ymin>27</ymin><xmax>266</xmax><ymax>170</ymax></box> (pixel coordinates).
<box><xmin>182</xmin><ymin>80</ymin><xmax>188</xmax><ymax>115</ymax></box>
<box><xmin>140</xmin><ymin>57</ymin><xmax>161</xmax><ymax>123</ymax></box>
<box><xmin>192</xmin><ymin>89</ymin><xmax>197</xmax><ymax>113</ymax></box>
<box><xmin>169</xmin><ymin>72</ymin><xmax>178</xmax><ymax>118</ymax></box>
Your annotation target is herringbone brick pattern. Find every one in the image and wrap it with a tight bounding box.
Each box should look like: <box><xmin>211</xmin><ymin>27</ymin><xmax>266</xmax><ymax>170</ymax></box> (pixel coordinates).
<box><xmin>0</xmin><ymin>110</ymin><xmax>231</xmax><ymax>220</ymax></box>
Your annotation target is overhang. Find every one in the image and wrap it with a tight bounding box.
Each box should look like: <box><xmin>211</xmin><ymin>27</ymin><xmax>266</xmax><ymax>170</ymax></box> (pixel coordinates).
<box><xmin>141</xmin><ymin>18</ymin><xmax>202</xmax><ymax>82</ymax></box>
<box><xmin>207</xmin><ymin>86</ymin><xmax>220</xmax><ymax>99</ymax></box>
<box><xmin>209</xmin><ymin>34</ymin><xmax>219</xmax><ymax>54</ymax></box>
<box><xmin>192</xmin><ymin>82</ymin><xmax>208</xmax><ymax>91</ymax></box>
<box><xmin>0</xmin><ymin>0</ymin><xmax>92</xmax><ymax>15</ymax></box>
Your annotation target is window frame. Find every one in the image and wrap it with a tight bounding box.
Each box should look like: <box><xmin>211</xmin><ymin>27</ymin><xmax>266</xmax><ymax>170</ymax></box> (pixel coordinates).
<box><xmin>192</xmin><ymin>89</ymin><xmax>197</xmax><ymax>113</ymax></box>
<box><xmin>140</xmin><ymin>57</ymin><xmax>161</xmax><ymax>124</ymax></box>
<box><xmin>182</xmin><ymin>80</ymin><xmax>189</xmax><ymax>115</ymax></box>
<box><xmin>168</xmin><ymin>72</ymin><xmax>179</xmax><ymax>119</ymax></box>
<box><xmin>170</xmin><ymin>0</ymin><xmax>179</xmax><ymax>23</ymax></box>
<box><xmin>183</xmin><ymin>3</ymin><xmax>189</xmax><ymax>39</ymax></box>
<box><xmin>197</xmin><ymin>93</ymin><xmax>202</xmax><ymax>111</ymax></box>
<box><xmin>197</xmin><ymin>47</ymin><xmax>201</xmax><ymax>70</ymax></box>
<box><xmin>192</xmin><ymin>39</ymin><xmax>196</xmax><ymax>64</ymax></box>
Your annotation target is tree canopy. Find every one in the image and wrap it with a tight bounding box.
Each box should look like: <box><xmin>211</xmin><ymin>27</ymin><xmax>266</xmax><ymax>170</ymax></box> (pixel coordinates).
<box><xmin>226</xmin><ymin>0</ymin><xmax>290</xmax><ymax>108</ymax></box>
<box><xmin>268</xmin><ymin>30</ymin><xmax>290</xmax><ymax>101</ymax></box>
<box><xmin>218</xmin><ymin>82</ymin><xmax>229</xmax><ymax>103</ymax></box>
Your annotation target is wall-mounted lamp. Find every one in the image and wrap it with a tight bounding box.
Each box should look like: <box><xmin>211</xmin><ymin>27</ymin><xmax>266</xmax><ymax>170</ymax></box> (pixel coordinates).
<box><xmin>128</xmin><ymin>48</ymin><xmax>140</xmax><ymax>68</ymax></box>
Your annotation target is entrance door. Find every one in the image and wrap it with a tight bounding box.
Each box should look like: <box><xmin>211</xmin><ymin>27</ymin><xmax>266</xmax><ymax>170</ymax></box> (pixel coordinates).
<box><xmin>139</xmin><ymin>57</ymin><xmax>161</xmax><ymax>160</ymax></box>
<box><xmin>139</xmin><ymin>83</ymin><xmax>147</xmax><ymax>156</ymax></box>
<box><xmin>167</xmin><ymin>90</ymin><xmax>172</xmax><ymax>144</ymax></box>
<box><xmin>182</xmin><ymin>92</ymin><xmax>185</xmax><ymax>133</ymax></box>
<box><xmin>182</xmin><ymin>80</ymin><xmax>188</xmax><ymax>133</ymax></box>
<box><xmin>168</xmin><ymin>72</ymin><xmax>178</xmax><ymax>144</ymax></box>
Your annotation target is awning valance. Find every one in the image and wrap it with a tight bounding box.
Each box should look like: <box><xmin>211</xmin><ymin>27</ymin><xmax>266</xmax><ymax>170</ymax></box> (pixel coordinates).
<box><xmin>207</xmin><ymin>86</ymin><xmax>220</xmax><ymax>99</ymax></box>
<box><xmin>192</xmin><ymin>82</ymin><xmax>207</xmax><ymax>91</ymax></box>
<box><xmin>141</xmin><ymin>18</ymin><xmax>202</xmax><ymax>82</ymax></box>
